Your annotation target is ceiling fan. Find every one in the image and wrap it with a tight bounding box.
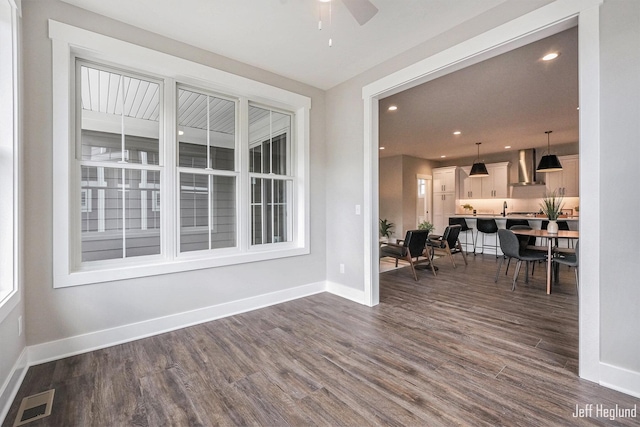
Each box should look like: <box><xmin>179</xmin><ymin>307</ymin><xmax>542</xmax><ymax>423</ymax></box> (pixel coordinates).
<box><xmin>320</xmin><ymin>0</ymin><xmax>379</xmax><ymax>26</ymax></box>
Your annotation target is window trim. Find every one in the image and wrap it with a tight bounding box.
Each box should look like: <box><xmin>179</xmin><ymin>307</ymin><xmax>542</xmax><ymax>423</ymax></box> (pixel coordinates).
<box><xmin>50</xmin><ymin>20</ymin><xmax>310</xmax><ymax>288</ymax></box>
<box><xmin>0</xmin><ymin>0</ymin><xmax>20</xmax><ymax>322</ymax></box>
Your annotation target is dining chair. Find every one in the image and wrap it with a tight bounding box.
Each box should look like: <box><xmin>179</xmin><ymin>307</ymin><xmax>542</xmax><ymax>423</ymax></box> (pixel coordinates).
<box><xmin>553</xmin><ymin>240</ymin><xmax>579</xmax><ymax>294</ymax></box>
<box><xmin>507</xmin><ymin>225</ymin><xmax>547</xmax><ymax>276</ymax></box>
<box><xmin>495</xmin><ymin>229</ymin><xmax>547</xmax><ymax>291</ymax></box>
<box><xmin>427</xmin><ymin>224</ymin><xmax>467</xmax><ymax>269</ymax></box>
<box><xmin>379</xmin><ymin>229</ymin><xmax>434</xmax><ymax>280</ymax></box>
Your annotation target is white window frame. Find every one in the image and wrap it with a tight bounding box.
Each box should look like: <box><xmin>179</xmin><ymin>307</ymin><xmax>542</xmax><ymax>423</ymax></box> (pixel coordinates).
<box><xmin>0</xmin><ymin>0</ymin><xmax>20</xmax><ymax>322</ymax></box>
<box><xmin>176</xmin><ymin>84</ymin><xmax>240</xmax><ymax>253</ymax></box>
<box><xmin>50</xmin><ymin>20</ymin><xmax>310</xmax><ymax>288</ymax></box>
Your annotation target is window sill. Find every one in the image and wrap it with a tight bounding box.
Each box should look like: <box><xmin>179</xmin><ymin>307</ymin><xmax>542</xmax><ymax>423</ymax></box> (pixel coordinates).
<box><xmin>55</xmin><ymin>245</ymin><xmax>310</xmax><ymax>288</ymax></box>
<box><xmin>0</xmin><ymin>289</ymin><xmax>20</xmax><ymax>324</ymax></box>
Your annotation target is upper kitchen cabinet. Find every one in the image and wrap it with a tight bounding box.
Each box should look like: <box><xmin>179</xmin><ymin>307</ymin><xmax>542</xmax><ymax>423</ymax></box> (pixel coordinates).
<box><xmin>459</xmin><ymin>166</ymin><xmax>482</xmax><ymax>199</ymax></box>
<box><xmin>542</xmin><ymin>155</ymin><xmax>579</xmax><ymax>197</ymax></box>
<box><xmin>482</xmin><ymin>162</ymin><xmax>510</xmax><ymax>199</ymax></box>
<box><xmin>458</xmin><ymin>162</ymin><xmax>509</xmax><ymax>199</ymax></box>
<box><xmin>433</xmin><ymin>166</ymin><xmax>457</xmax><ymax>193</ymax></box>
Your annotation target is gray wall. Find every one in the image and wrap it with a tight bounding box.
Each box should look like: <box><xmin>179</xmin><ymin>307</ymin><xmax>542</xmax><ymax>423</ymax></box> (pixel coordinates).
<box><xmin>324</xmin><ymin>0</ymin><xmax>554</xmax><ymax>288</ymax></box>
<box><xmin>21</xmin><ymin>0</ymin><xmax>326</xmax><ymax>346</ymax></box>
<box><xmin>379</xmin><ymin>155</ymin><xmax>435</xmax><ymax>238</ymax></box>
<box><xmin>599</xmin><ymin>0</ymin><xmax>640</xmax><ymax>372</ymax></box>
<box><xmin>379</xmin><ymin>156</ymin><xmax>403</xmax><ymax>237</ymax></box>
<box><xmin>325</xmin><ymin>0</ymin><xmax>640</xmax><ymax>385</ymax></box>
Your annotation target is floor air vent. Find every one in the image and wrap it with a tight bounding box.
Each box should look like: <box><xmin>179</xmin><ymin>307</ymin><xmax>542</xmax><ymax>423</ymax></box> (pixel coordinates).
<box><xmin>13</xmin><ymin>389</ymin><xmax>55</xmax><ymax>426</ymax></box>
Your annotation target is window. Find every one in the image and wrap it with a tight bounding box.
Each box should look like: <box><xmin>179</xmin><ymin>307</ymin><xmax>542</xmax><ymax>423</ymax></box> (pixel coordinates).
<box><xmin>0</xmin><ymin>0</ymin><xmax>18</xmax><ymax>318</ymax></box>
<box><xmin>248</xmin><ymin>105</ymin><xmax>293</xmax><ymax>245</ymax></box>
<box><xmin>51</xmin><ymin>21</ymin><xmax>310</xmax><ymax>287</ymax></box>
<box><xmin>177</xmin><ymin>87</ymin><xmax>237</xmax><ymax>253</ymax></box>
<box><xmin>77</xmin><ymin>62</ymin><xmax>162</xmax><ymax>262</ymax></box>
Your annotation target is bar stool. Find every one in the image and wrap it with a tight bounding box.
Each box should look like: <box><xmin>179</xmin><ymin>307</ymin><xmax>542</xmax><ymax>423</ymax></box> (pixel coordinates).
<box><xmin>475</xmin><ymin>218</ymin><xmax>499</xmax><ymax>256</ymax></box>
<box><xmin>449</xmin><ymin>217</ymin><xmax>475</xmax><ymax>253</ymax></box>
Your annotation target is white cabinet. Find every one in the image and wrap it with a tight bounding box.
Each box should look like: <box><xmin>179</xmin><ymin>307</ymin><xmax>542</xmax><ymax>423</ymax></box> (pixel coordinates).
<box><xmin>433</xmin><ymin>166</ymin><xmax>457</xmax><ymax>193</ymax></box>
<box><xmin>543</xmin><ymin>155</ymin><xmax>579</xmax><ymax>197</ymax></box>
<box><xmin>481</xmin><ymin>162</ymin><xmax>510</xmax><ymax>199</ymax></box>
<box><xmin>459</xmin><ymin>167</ymin><xmax>482</xmax><ymax>199</ymax></box>
<box><xmin>458</xmin><ymin>162</ymin><xmax>510</xmax><ymax>199</ymax></box>
<box><xmin>433</xmin><ymin>166</ymin><xmax>458</xmax><ymax>234</ymax></box>
<box><xmin>433</xmin><ymin>192</ymin><xmax>457</xmax><ymax>235</ymax></box>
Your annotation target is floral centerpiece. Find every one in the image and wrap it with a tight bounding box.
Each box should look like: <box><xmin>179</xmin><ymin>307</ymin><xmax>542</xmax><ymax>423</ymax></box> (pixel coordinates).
<box><xmin>540</xmin><ymin>190</ymin><xmax>564</xmax><ymax>233</ymax></box>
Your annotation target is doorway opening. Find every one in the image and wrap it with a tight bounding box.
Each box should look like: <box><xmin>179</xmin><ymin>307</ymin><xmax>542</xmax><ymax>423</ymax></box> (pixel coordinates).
<box><xmin>365</xmin><ymin>6</ymin><xmax>601</xmax><ymax>382</ymax></box>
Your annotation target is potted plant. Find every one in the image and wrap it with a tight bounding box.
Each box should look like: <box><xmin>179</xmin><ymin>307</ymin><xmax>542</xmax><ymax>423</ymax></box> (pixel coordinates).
<box><xmin>461</xmin><ymin>203</ymin><xmax>473</xmax><ymax>213</ymax></box>
<box><xmin>379</xmin><ymin>218</ymin><xmax>394</xmax><ymax>242</ymax></box>
<box><xmin>418</xmin><ymin>220</ymin><xmax>434</xmax><ymax>235</ymax></box>
<box><xmin>539</xmin><ymin>190</ymin><xmax>564</xmax><ymax>234</ymax></box>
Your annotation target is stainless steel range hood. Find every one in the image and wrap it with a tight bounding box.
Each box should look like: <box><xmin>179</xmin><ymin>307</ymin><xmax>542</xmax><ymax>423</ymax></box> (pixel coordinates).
<box><xmin>511</xmin><ymin>149</ymin><xmax>546</xmax><ymax>186</ymax></box>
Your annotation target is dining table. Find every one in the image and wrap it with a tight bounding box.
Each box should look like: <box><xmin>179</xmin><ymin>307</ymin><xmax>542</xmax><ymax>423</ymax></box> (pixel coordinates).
<box><xmin>511</xmin><ymin>228</ymin><xmax>579</xmax><ymax>294</ymax></box>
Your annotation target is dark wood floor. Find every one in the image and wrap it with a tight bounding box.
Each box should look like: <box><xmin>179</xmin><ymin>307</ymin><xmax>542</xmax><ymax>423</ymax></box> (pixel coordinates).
<box><xmin>4</xmin><ymin>254</ymin><xmax>640</xmax><ymax>426</ymax></box>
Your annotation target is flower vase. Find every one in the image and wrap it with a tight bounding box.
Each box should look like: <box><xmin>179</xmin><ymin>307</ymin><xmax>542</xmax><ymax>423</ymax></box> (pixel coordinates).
<box><xmin>547</xmin><ymin>219</ymin><xmax>559</xmax><ymax>234</ymax></box>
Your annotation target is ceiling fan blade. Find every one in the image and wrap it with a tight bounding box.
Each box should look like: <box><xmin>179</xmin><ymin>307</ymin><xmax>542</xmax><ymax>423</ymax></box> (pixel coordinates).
<box><xmin>342</xmin><ymin>0</ymin><xmax>378</xmax><ymax>26</ymax></box>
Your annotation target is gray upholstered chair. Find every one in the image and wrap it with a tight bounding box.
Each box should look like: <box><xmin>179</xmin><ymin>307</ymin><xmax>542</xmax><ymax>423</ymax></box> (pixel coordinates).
<box><xmin>495</xmin><ymin>229</ymin><xmax>547</xmax><ymax>291</ymax></box>
<box><xmin>553</xmin><ymin>240</ymin><xmax>579</xmax><ymax>294</ymax></box>
<box><xmin>380</xmin><ymin>229</ymin><xmax>434</xmax><ymax>280</ymax></box>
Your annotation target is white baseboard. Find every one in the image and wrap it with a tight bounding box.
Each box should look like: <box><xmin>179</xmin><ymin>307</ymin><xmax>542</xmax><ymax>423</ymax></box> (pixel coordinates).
<box><xmin>325</xmin><ymin>281</ymin><xmax>366</xmax><ymax>305</ymax></box>
<box><xmin>0</xmin><ymin>348</ymin><xmax>28</xmax><ymax>425</ymax></box>
<box><xmin>28</xmin><ymin>281</ymin><xmax>326</xmax><ymax>365</ymax></box>
<box><xmin>599</xmin><ymin>362</ymin><xmax>640</xmax><ymax>399</ymax></box>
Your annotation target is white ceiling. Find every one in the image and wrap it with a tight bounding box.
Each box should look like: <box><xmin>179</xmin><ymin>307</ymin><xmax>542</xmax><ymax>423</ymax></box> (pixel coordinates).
<box><xmin>379</xmin><ymin>26</ymin><xmax>579</xmax><ymax>161</ymax></box>
<box><xmin>58</xmin><ymin>0</ymin><xmax>552</xmax><ymax>90</ymax></box>
<box><xmin>61</xmin><ymin>0</ymin><xmax>574</xmax><ymax>160</ymax></box>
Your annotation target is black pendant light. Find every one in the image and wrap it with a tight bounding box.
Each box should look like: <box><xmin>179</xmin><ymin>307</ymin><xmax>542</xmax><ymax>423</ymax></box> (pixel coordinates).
<box><xmin>536</xmin><ymin>130</ymin><xmax>563</xmax><ymax>172</ymax></box>
<box><xmin>469</xmin><ymin>142</ymin><xmax>489</xmax><ymax>177</ymax></box>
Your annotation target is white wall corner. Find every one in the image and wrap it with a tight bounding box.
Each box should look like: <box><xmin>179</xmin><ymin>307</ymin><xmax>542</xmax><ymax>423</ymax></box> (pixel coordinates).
<box><xmin>325</xmin><ymin>281</ymin><xmax>367</xmax><ymax>305</ymax></box>
<box><xmin>27</xmin><ymin>282</ymin><xmax>325</xmax><ymax>366</ymax></box>
<box><xmin>0</xmin><ymin>348</ymin><xmax>28</xmax><ymax>424</ymax></box>
<box><xmin>599</xmin><ymin>362</ymin><xmax>640</xmax><ymax>399</ymax></box>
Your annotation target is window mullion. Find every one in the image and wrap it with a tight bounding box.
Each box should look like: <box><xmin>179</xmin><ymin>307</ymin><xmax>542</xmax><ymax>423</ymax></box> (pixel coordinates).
<box><xmin>238</xmin><ymin>98</ymin><xmax>249</xmax><ymax>252</ymax></box>
<box><xmin>208</xmin><ymin>174</ymin><xmax>212</xmax><ymax>249</ymax></box>
<box><xmin>121</xmin><ymin>167</ymin><xmax>127</xmax><ymax>258</ymax></box>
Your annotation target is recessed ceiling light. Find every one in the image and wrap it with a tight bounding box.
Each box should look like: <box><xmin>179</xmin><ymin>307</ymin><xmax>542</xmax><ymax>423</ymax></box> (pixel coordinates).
<box><xmin>178</xmin><ymin>130</ymin><xmax>184</xmax><ymax>135</ymax></box>
<box><xmin>542</xmin><ymin>52</ymin><xmax>559</xmax><ymax>61</ymax></box>
<box><xmin>379</xmin><ymin>146</ymin><xmax>385</xmax><ymax>150</ymax></box>
<box><xmin>505</xmin><ymin>145</ymin><xmax>511</xmax><ymax>149</ymax></box>
<box><xmin>440</xmin><ymin>155</ymin><xmax>446</xmax><ymax>158</ymax></box>
<box><xmin>388</xmin><ymin>105</ymin><xmax>398</xmax><ymax>111</ymax></box>
<box><xmin>453</xmin><ymin>131</ymin><xmax>461</xmax><ymax>135</ymax></box>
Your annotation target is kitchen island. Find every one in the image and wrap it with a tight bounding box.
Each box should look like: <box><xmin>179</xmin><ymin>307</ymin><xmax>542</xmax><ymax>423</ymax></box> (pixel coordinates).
<box><xmin>449</xmin><ymin>214</ymin><xmax>579</xmax><ymax>255</ymax></box>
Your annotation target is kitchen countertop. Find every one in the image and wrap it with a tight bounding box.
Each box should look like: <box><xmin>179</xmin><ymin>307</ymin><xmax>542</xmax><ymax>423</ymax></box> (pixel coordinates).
<box><xmin>451</xmin><ymin>214</ymin><xmax>579</xmax><ymax>221</ymax></box>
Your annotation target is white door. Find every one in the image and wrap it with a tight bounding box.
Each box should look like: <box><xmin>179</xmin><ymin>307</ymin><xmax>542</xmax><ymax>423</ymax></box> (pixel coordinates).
<box><xmin>416</xmin><ymin>175</ymin><xmax>432</xmax><ymax>227</ymax></box>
